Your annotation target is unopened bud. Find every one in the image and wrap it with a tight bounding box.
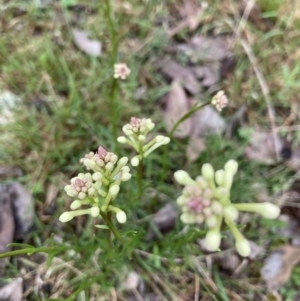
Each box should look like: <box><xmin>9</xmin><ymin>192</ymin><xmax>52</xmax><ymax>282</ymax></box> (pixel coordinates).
<box><xmin>78</xmin><ymin>192</ymin><xmax>86</xmax><ymax>200</ymax></box>
<box><xmin>92</xmin><ymin>172</ymin><xmax>102</xmax><ymax>181</ymax></box>
<box><xmin>90</xmin><ymin>207</ymin><xmax>100</xmax><ymax>217</ymax></box>
<box><xmin>180</xmin><ymin>212</ymin><xmax>196</xmax><ymax>224</ymax></box>
<box><xmin>105</xmin><ymin>162</ymin><xmax>114</xmax><ymax>171</ymax></box>
<box><xmin>236</xmin><ymin>237</ymin><xmax>251</xmax><ymax>257</ymax></box>
<box><xmin>215</xmin><ymin>170</ymin><xmax>225</xmax><ymax>186</ymax></box>
<box><xmin>177</xmin><ymin>195</ymin><xmax>189</xmax><ymax>206</ymax></box>
<box><xmin>258</xmin><ymin>203</ymin><xmax>281</xmax><ymax>219</ymax></box>
<box><xmin>224</xmin><ymin>160</ymin><xmax>238</xmax><ymax>176</ymax></box>
<box><xmin>121</xmin><ymin>173</ymin><xmax>132</xmax><ymax>181</ymax></box>
<box><xmin>223</xmin><ymin>206</ymin><xmax>239</xmax><ymax>221</ymax></box>
<box><xmin>201</xmin><ymin>163</ymin><xmax>215</xmax><ymax>181</ymax></box>
<box><xmin>116</xmin><ymin>211</ymin><xmax>127</xmax><ymax>223</ymax></box>
<box><xmin>117</xmin><ymin>136</ymin><xmax>127</xmax><ymax>143</ymax></box>
<box><xmin>118</xmin><ymin>157</ymin><xmax>129</xmax><ymax>167</ymax></box>
<box><xmin>70</xmin><ymin>200</ymin><xmax>81</xmax><ymax>210</ymax></box>
<box><xmin>109</xmin><ymin>185</ymin><xmax>120</xmax><ymax>197</ymax></box>
<box><xmin>131</xmin><ymin>156</ymin><xmax>140</xmax><ymax>167</ymax></box>
<box><xmin>211</xmin><ymin>200</ymin><xmax>223</xmax><ymax>215</ymax></box>
<box><xmin>205</xmin><ymin>230</ymin><xmax>221</xmax><ymax>251</ymax></box>
<box><xmin>206</xmin><ymin>215</ymin><xmax>217</xmax><ymax>228</ymax></box>
<box><xmin>59</xmin><ymin>212</ymin><xmax>74</xmax><ymax>223</ymax></box>
<box><xmin>174</xmin><ymin>170</ymin><xmax>196</xmax><ymax>186</ymax></box>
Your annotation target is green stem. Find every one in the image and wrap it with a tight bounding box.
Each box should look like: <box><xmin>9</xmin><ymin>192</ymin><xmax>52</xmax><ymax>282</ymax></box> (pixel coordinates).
<box><xmin>169</xmin><ymin>101</ymin><xmax>211</xmax><ymax>139</ymax></box>
<box><xmin>137</xmin><ymin>143</ymin><xmax>144</xmax><ymax>199</ymax></box>
<box><xmin>224</xmin><ymin>219</ymin><xmax>243</xmax><ymax>242</ymax></box>
<box><xmin>104</xmin><ymin>0</ymin><xmax>119</xmax><ymax>148</ymax></box>
<box><xmin>0</xmin><ymin>246</ymin><xmax>67</xmax><ymax>259</ymax></box>
<box><xmin>104</xmin><ymin>0</ymin><xmax>117</xmax><ymax>62</ymax></box>
<box><xmin>100</xmin><ymin>211</ymin><xmax>123</xmax><ymax>241</ymax></box>
<box><xmin>137</xmin><ymin>160</ymin><xmax>144</xmax><ymax>198</ymax></box>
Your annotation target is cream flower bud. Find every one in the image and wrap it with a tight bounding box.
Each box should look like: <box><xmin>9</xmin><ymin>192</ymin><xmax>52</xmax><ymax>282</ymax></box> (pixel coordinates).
<box><xmin>259</xmin><ymin>203</ymin><xmax>280</xmax><ymax>219</ymax></box>
<box><xmin>111</xmin><ymin>154</ymin><xmax>118</xmax><ymax>164</ymax></box>
<box><xmin>138</xmin><ymin>135</ymin><xmax>146</xmax><ymax>141</ymax></box>
<box><xmin>205</xmin><ymin>230</ymin><xmax>221</xmax><ymax>251</ymax></box>
<box><xmin>88</xmin><ymin>187</ymin><xmax>96</xmax><ymax>196</ymax></box>
<box><xmin>147</xmin><ymin>122</ymin><xmax>155</xmax><ymax>131</ymax></box>
<box><xmin>64</xmin><ymin>185</ymin><xmax>77</xmax><ymax>197</ymax></box>
<box><xmin>201</xmin><ymin>163</ymin><xmax>215</xmax><ymax>181</ymax></box>
<box><xmin>92</xmin><ymin>172</ymin><xmax>102</xmax><ymax>181</ymax></box>
<box><xmin>206</xmin><ymin>215</ymin><xmax>217</xmax><ymax>228</ymax></box>
<box><xmin>109</xmin><ymin>185</ymin><xmax>120</xmax><ymax>197</ymax></box>
<box><xmin>215</xmin><ymin>169</ymin><xmax>225</xmax><ymax>186</ymax></box>
<box><xmin>233</xmin><ymin>202</ymin><xmax>280</xmax><ymax>219</ymax></box>
<box><xmin>85</xmin><ymin>159</ymin><xmax>97</xmax><ymax>170</ymax></box>
<box><xmin>90</xmin><ymin>207</ymin><xmax>100</xmax><ymax>217</ymax></box>
<box><xmin>211</xmin><ymin>200</ymin><xmax>223</xmax><ymax>215</ymax></box>
<box><xmin>180</xmin><ymin>212</ymin><xmax>196</xmax><ymax>224</ymax></box>
<box><xmin>121</xmin><ymin>173</ymin><xmax>132</xmax><ymax>181</ymax></box>
<box><xmin>122</xmin><ymin>166</ymin><xmax>130</xmax><ymax>173</ymax></box>
<box><xmin>70</xmin><ymin>200</ymin><xmax>81</xmax><ymax>210</ymax></box>
<box><xmin>203</xmin><ymin>207</ymin><xmax>212</xmax><ymax>217</ymax></box>
<box><xmin>195</xmin><ymin>176</ymin><xmax>208</xmax><ymax>188</ymax></box>
<box><xmin>224</xmin><ymin>160</ymin><xmax>238</xmax><ymax>176</ymax></box>
<box><xmin>223</xmin><ymin>206</ymin><xmax>239</xmax><ymax>221</ymax></box>
<box><xmin>105</xmin><ymin>162</ymin><xmax>114</xmax><ymax>171</ymax></box>
<box><xmin>236</xmin><ymin>237</ymin><xmax>251</xmax><ymax>257</ymax></box>
<box><xmin>177</xmin><ymin>195</ymin><xmax>189</xmax><ymax>206</ymax></box>
<box><xmin>174</xmin><ymin>170</ymin><xmax>196</xmax><ymax>186</ymax></box>
<box><xmin>59</xmin><ymin>212</ymin><xmax>74</xmax><ymax>223</ymax></box>
<box><xmin>78</xmin><ymin>192</ymin><xmax>86</xmax><ymax>199</ymax></box>
<box><xmin>131</xmin><ymin>157</ymin><xmax>140</xmax><ymax>166</ymax></box>
<box><xmin>116</xmin><ymin>211</ymin><xmax>127</xmax><ymax>223</ymax></box>
<box><xmin>156</xmin><ymin>135</ymin><xmax>165</xmax><ymax>143</ymax></box>
<box><xmin>195</xmin><ymin>214</ymin><xmax>204</xmax><ymax>224</ymax></box>
<box><xmin>117</xmin><ymin>136</ymin><xmax>127</xmax><ymax>143</ymax></box>
<box><xmin>118</xmin><ymin>157</ymin><xmax>129</xmax><ymax>167</ymax></box>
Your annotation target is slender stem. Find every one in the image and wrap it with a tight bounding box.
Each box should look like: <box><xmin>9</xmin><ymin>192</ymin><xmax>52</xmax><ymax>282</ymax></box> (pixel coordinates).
<box><xmin>137</xmin><ymin>143</ymin><xmax>144</xmax><ymax>199</ymax></box>
<box><xmin>137</xmin><ymin>160</ymin><xmax>144</xmax><ymax>199</ymax></box>
<box><xmin>225</xmin><ymin>219</ymin><xmax>243</xmax><ymax>241</ymax></box>
<box><xmin>104</xmin><ymin>0</ymin><xmax>119</xmax><ymax>148</ymax></box>
<box><xmin>111</xmin><ymin>79</ymin><xmax>118</xmax><ymax>141</ymax></box>
<box><xmin>104</xmin><ymin>0</ymin><xmax>117</xmax><ymax>62</ymax></box>
<box><xmin>100</xmin><ymin>211</ymin><xmax>123</xmax><ymax>241</ymax></box>
<box><xmin>169</xmin><ymin>101</ymin><xmax>211</xmax><ymax>139</ymax></box>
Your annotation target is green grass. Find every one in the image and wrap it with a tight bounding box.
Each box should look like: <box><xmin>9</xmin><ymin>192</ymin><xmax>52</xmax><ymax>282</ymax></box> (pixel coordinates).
<box><xmin>1</xmin><ymin>0</ymin><xmax>300</xmax><ymax>300</ymax></box>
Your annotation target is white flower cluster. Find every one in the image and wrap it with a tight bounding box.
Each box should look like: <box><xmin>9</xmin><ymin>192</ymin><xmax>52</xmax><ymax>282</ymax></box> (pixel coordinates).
<box><xmin>211</xmin><ymin>90</ymin><xmax>228</xmax><ymax>111</ymax></box>
<box><xmin>117</xmin><ymin>117</ymin><xmax>170</xmax><ymax>166</ymax></box>
<box><xmin>114</xmin><ymin>63</ymin><xmax>131</xmax><ymax>80</ymax></box>
<box><xmin>59</xmin><ymin>146</ymin><xmax>131</xmax><ymax>225</ymax></box>
<box><xmin>175</xmin><ymin>160</ymin><xmax>280</xmax><ymax>257</ymax></box>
